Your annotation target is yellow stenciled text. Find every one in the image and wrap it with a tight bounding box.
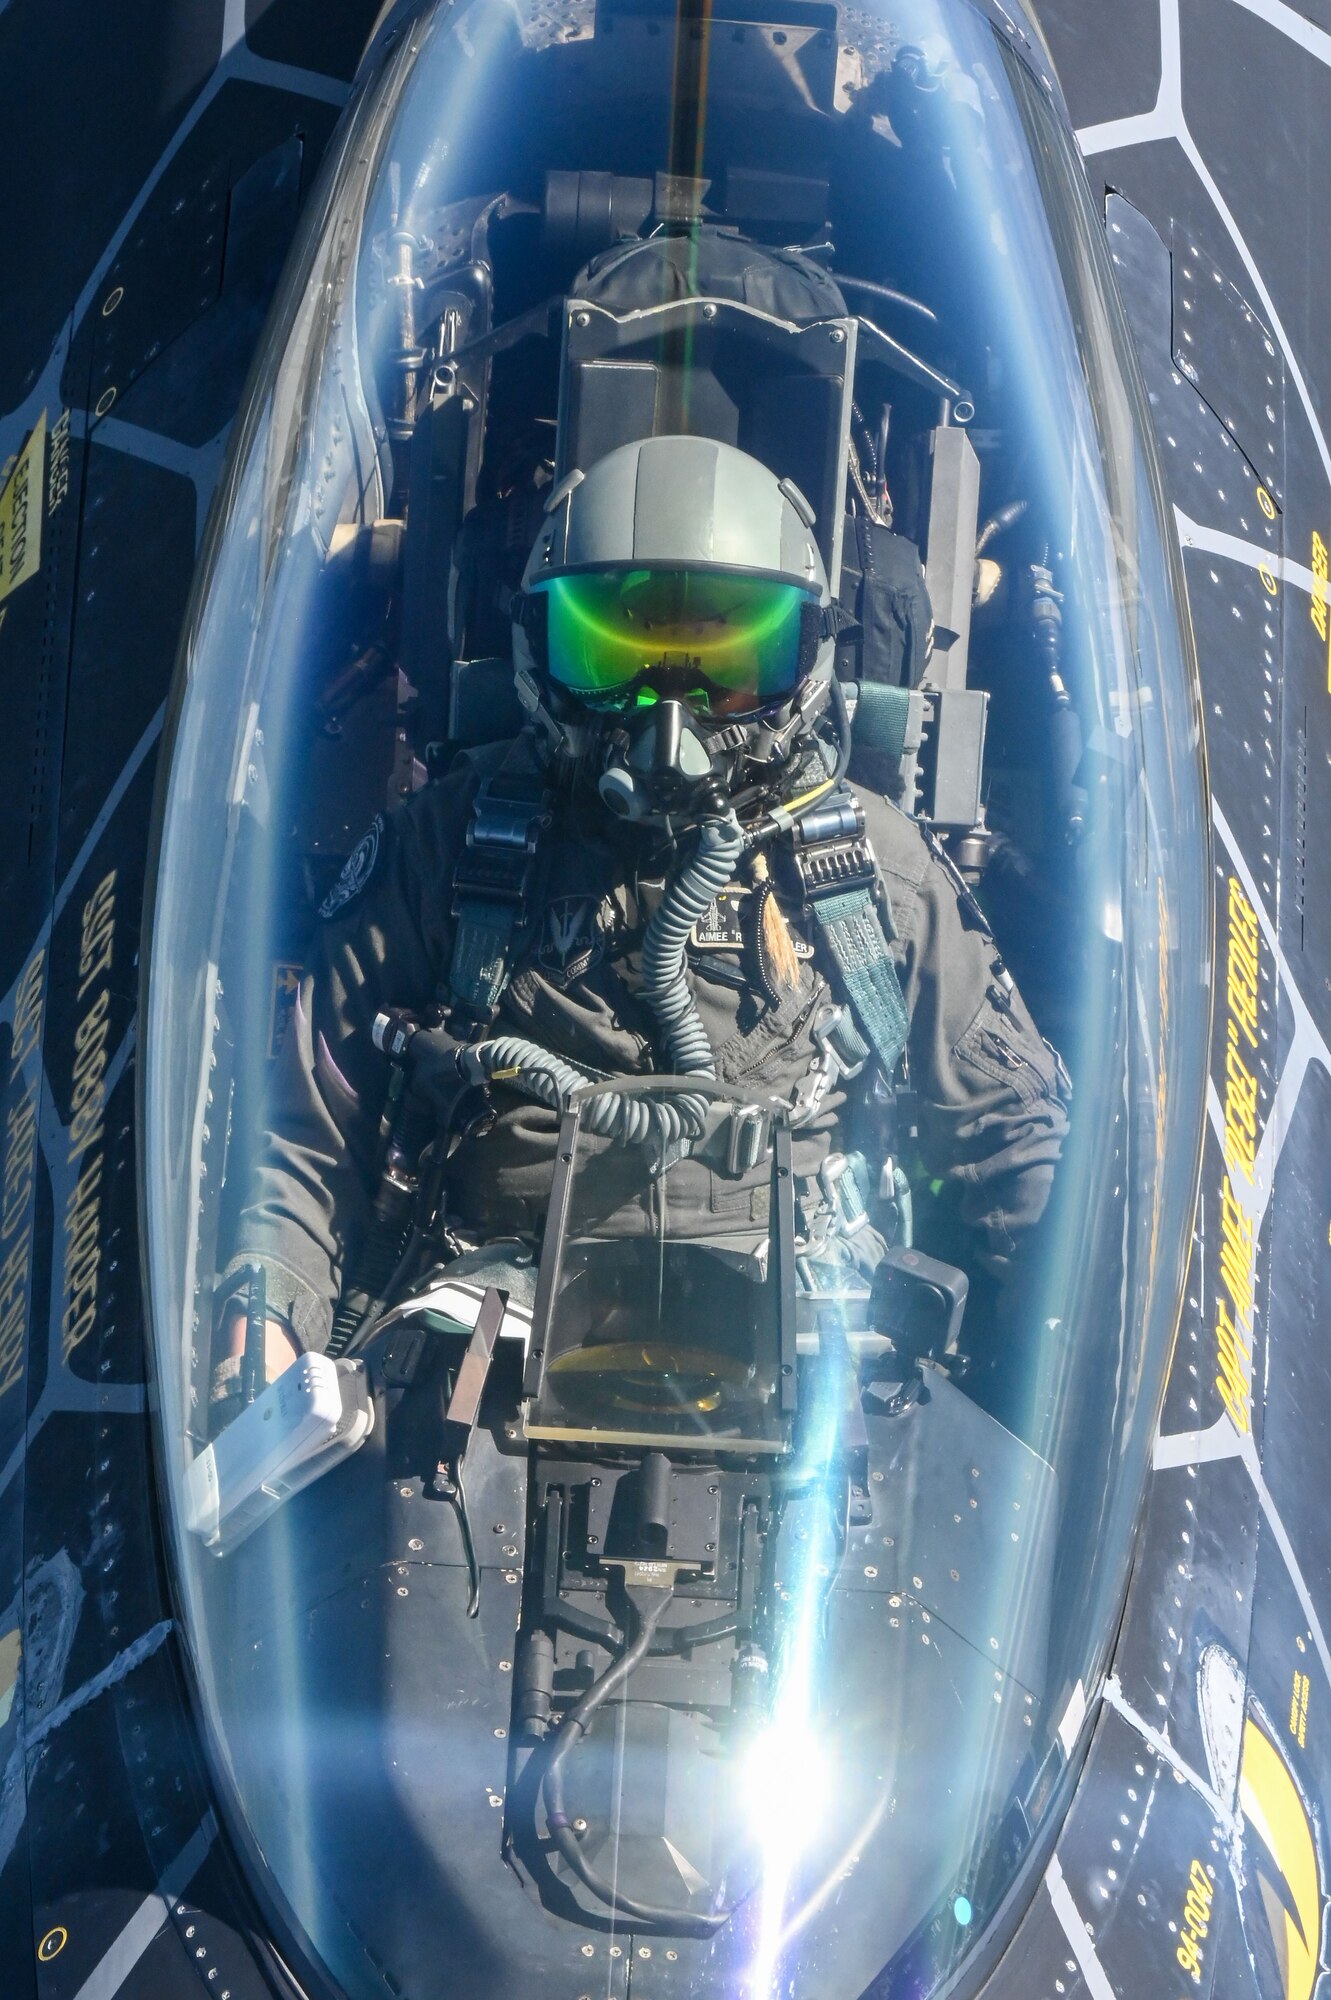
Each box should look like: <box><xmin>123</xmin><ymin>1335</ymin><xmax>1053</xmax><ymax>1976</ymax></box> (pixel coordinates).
<box><xmin>1215</xmin><ymin>878</ymin><xmax>1261</xmax><ymax>1433</ymax></box>
<box><xmin>60</xmin><ymin>874</ymin><xmax>117</xmax><ymax>1361</ymax></box>
<box><xmin>1313</xmin><ymin>530</ymin><xmax>1331</xmax><ymax>691</ymax></box>
<box><xmin>1175</xmin><ymin>1857</ymin><xmax>1214</xmax><ymax>1985</ymax></box>
<box><xmin>0</xmin><ymin>948</ymin><xmax>45</xmax><ymax>1399</ymax></box>
<box><xmin>46</xmin><ymin>410</ymin><xmax>70</xmax><ymax>516</ymax></box>
<box><xmin>67</xmin><ymin>872</ymin><xmax>116</xmax><ymax>1164</ymax></box>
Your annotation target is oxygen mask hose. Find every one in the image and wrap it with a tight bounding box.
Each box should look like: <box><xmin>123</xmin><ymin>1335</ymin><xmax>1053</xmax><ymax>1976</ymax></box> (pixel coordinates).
<box><xmin>376</xmin><ymin>814</ymin><xmax>741</xmax><ymax>1155</ymax></box>
<box><xmin>374</xmin><ymin>1014</ymin><xmax>708</xmax><ymax>1148</ymax></box>
<box><xmin>640</xmin><ymin>812</ymin><xmax>744</xmax><ymax>1078</ymax></box>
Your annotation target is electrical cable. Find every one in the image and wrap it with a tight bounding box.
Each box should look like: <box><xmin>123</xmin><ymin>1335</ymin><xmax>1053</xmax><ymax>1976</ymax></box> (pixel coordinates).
<box><xmin>826</xmin><ymin>672</ymin><xmax>855</xmax><ymax>784</ymax></box>
<box><xmin>541</xmin><ymin>1586</ymin><xmax>730</xmax><ymax>1934</ymax></box>
<box><xmin>451</xmin><ymin>1465</ymin><xmax>481</xmax><ymax>1617</ymax></box>
<box><xmin>343</xmin><ymin>1223</ymin><xmax>427</xmax><ymax>1356</ymax></box>
<box><xmin>975</xmin><ymin>498</ymin><xmax>1028</xmax><ymax>555</ymax></box>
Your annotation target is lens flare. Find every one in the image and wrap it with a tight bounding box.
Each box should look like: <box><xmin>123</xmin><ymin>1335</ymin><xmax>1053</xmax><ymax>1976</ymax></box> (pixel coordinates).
<box><xmin>742</xmin><ymin>1338</ymin><xmax>848</xmax><ymax>1999</ymax></box>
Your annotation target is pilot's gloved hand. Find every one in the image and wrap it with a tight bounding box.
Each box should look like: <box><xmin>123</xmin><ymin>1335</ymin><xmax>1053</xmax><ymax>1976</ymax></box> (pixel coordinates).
<box><xmin>372</xmin><ymin>1009</ymin><xmax>475</xmax><ymax>1120</ymax></box>
<box><xmin>400</xmin><ymin>1022</ymin><xmax>473</xmax><ymax>1117</ymax></box>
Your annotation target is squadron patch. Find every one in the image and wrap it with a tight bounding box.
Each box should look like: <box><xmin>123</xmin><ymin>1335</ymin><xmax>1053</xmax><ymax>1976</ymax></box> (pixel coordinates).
<box><xmin>691</xmin><ymin>885</ymin><xmax>750</xmax><ymax>952</ymax></box>
<box><xmin>319</xmin><ymin>817</ymin><xmax>382</xmax><ymax>919</ymax></box>
<box><xmin>692</xmin><ymin>885</ymin><xmax>813</xmax><ymax>958</ymax></box>
<box><xmin>537</xmin><ymin>895</ymin><xmax>603</xmax><ymax>986</ymax></box>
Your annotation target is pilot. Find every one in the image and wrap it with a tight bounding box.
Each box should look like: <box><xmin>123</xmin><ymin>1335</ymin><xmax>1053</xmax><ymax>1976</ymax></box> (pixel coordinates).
<box><xmin>212</xmin><ymin>434</ymin><xmax>1069</xmax><ymax>1408</ymax></box>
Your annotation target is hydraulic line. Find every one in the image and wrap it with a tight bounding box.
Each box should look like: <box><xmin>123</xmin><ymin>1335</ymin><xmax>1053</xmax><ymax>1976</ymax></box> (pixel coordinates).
<box><xmin>541</xmin><ymin>1585</ymin><xmax>730</xmax><ymax>1935</ymax></box>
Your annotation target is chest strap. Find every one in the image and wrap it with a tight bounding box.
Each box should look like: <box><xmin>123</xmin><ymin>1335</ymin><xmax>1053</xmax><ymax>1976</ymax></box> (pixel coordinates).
<box><xmin>791</xmin><ymin>788</ymin><xmax>909</xmax><ymax>1077</ymax></box>
<box><xmin>447</xmin><ymin>774</ymin><xmax>552</xmax><ymax>1036</ymax></box>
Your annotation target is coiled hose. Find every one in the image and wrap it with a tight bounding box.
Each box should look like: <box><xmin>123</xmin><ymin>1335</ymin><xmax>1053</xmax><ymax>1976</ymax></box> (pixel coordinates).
<box><xmin>458</xmin><ymin>1036</ymin><xmax>698</xmax><ymax>1146</ymax></box>
<box><xmin>459</xmin><ymin>813</ymin><xmax>744</xmax><ymax>1149</ymax></box>
<box><xmin>640</xmin><ymin>812</ymin><xmax>743</xmax><ymax>1076</ymax></box>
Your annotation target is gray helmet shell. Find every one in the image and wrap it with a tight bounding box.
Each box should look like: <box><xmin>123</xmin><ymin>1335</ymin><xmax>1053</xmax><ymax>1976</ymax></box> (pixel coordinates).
<box><xmin>528</xmin><ymin>433</ymin><xmax>827</xmax><ymax>595</ymax></box>
<box><xmin>513</xmin><ymin>437</ymin><xmax>837</xmax><ymax>777</ymax></box>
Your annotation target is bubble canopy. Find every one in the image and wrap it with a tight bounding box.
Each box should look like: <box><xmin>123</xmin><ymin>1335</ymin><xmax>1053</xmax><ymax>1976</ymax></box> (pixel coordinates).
<box><xmin>142</xmin><ymin>2</ymin><xmax>1209</xmax><ymax>1996</ymax></box>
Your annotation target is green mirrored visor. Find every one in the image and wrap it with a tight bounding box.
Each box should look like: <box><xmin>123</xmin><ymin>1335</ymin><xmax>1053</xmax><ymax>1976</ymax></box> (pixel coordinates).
<box><xmin>540</xmin><ymin>569</ymin><xmax>819</xmax><ymax>713</ymax></box>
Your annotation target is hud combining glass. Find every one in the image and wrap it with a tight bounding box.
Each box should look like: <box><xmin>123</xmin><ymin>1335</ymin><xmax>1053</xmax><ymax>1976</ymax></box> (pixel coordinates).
<box><xmin>524</xmin><ymin>1080</ymin><xmax>798</xmax><ymax>1452</ymax></box>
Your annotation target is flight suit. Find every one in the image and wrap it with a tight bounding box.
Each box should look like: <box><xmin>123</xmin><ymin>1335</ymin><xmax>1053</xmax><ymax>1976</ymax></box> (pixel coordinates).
<box><xmin>222</xmin><ymin>737</ymin><xmax>1070</xmax><ymax>1353</ymax></box>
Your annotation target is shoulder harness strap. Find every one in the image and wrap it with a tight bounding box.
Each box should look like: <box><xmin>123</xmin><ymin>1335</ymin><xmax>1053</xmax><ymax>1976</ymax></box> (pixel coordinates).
<box><xmin>447</xmin><ymin>762</ymin><xmax>552</xmax><ymax>1038</ymax></box>
<box><xmin>790</xmin><ymin>785</ymin><xmax>909</xmax><ymax>1077</ymax></box>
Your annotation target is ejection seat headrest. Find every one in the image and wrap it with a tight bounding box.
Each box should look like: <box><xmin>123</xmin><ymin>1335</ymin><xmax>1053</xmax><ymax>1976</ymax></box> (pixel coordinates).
<box><xmin>572</xmin><ymin>226</ymin><xmax>849</xmax><ymax>324</ymax></box>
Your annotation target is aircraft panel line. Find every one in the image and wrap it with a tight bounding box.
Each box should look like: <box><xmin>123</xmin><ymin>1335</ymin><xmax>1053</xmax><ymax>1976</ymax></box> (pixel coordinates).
<box><xmin>1240</xmin><ymin>1428</ymin><xmax>1331</xmax><ymax>1694</ymax></box>
<box><xmin>26</xmin><ymin>1620</ymin><xmax>173</xmax><ymax>1754</ymax></box>
<box><xmin>1175</xmin><ymin>507</ymin><xmax>1317</xmax><ymax>598</ymax></box>
<box><xmin>1227</xmin><ymin>0</ymin><xmax>1331</xmax><ymax>71</ymax></box>
<box><xmin>0</xmin><ymin>696</ymin><xmax>163</xmax><ymax>1047</ymax></box>
<box><xmin>0</xmin><ymin>33</ymin><xmax>348</xmax><ymax>462</ymax></box>
<box><xmin>1078</xmin><ymin>0</ymin><xmax>1331</xmax><ymax>491</ymax></box>
<box><xmin>93</xmin><ymin>417</ymin><xmax>233</xmax><ymax>540</ymax></box>
<box><xmin>1102</xmin><ymin>1673</ymin><xmax>1239</xmax><ymax>1834</ymax></box>
<box><xmin>1154</xmin><ymin>1415</ymin><xmax>1245</xmax><ymax>1468</ymax></box>
<box><xmin>71</xmin><ymin>1813</ymin><xmax>215</xmax><ymax>2000</ymax></box>
<box><xmin>1044</xmin><ymin>1854</ymin><xmax>1119</xmax><ymax>2000</ymax></box>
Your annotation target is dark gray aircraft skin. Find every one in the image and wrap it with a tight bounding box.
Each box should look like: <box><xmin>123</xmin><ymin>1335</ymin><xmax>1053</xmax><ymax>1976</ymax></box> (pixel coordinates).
<box><xmin>0</xmin><ymin>1</ymin><xmax>1326</xmax><ymax>1996</ymax></box>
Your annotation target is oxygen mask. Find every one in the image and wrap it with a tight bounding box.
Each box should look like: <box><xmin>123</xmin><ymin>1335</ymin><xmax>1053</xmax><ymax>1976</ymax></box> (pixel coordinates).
<box><xmin>537</xmin><ymin>565</ymin><xmax>818</xmax><ymax>824</ymax></box>
<box><xmin>597</xmin><ymin>696</ymin><xmax>725</xmax><ymax>824</ymax></box>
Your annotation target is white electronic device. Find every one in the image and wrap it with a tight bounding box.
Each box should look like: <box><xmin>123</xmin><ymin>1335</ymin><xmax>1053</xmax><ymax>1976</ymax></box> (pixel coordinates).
<box><xmin>186</xmin><ymin>1352</ymin><xmax>374</xmax><ymax>1556</ymax></box>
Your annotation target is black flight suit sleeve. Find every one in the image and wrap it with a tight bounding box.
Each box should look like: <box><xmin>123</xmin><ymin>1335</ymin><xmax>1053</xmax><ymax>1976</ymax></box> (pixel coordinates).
<box><xmin>219</xmin><ymin>779</ymin><xmax>474</xmax><ymax>1351</ymax></box>
<box><xmin>870</xmin><ymin>800</ymin><xmax>1070</xmax><ymax>1275</ymax></box>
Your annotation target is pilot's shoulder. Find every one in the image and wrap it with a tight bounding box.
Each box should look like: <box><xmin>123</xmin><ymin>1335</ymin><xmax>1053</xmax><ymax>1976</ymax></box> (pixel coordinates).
<box><xmin>318</xmin><ymin>759</ymin><xmax>489</xmax><ymax>924</ymax></box>
<box><xmin>392</xmin><ymin>740</ymin><xmax>513</xmax><ymax>876</ymax></box>
<box><xmin>855</xmin><ymin>784</ymin><xmax>930</xmax><ymax>891</ymax></box>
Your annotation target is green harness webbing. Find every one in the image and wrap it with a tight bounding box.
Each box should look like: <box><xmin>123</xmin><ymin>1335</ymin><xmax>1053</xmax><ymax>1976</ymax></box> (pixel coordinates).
<box><xmin>791</xmin><ymin>782</ymin><xmax>910</xmax><ymax>1078</ymax></box>
<box><xmin>853</xmin><ymin>680</ymin><xmax>918</xmax><ymax>763</ymax></box>
<box><xmin>807</xmin><ymin>885</ymin><xmax>909</xmax><ymax>1077</ymax></box>
<box><xmin>445</xmin><ymin>747</ymin><xmax>909</xmax><ymax>1082</ymax></box>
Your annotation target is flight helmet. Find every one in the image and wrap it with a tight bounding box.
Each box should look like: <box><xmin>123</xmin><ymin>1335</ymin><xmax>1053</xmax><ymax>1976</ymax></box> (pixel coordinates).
<box><xmin>512</xmin><ymin>434</ymin><xmax>838</xmax><ymax>820</ymax></box>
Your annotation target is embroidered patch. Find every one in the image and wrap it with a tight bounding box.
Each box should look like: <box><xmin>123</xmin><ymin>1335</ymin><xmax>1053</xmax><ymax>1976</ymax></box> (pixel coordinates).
<box><xmin>319</xmin><ymin>817</ymin><xmax>382</xmax><ymax>919</ymax></box>
<box><xmin>691</xmin><ymin>885</ymin><xmax>750</xmax><ymax>952</ymax></box>
<box><xmin>537</xmin><ymin>895</ymin><xmax>603</xmax><ymax>986</ymax></box>
<box><xmin>692</xmin><ymin>885</ymin><xmax>813</xmax><ymax>958</ymax></box>
<box><xmin>267</xmin><ymin>961</ymin><xmax>301</xmax><ymax>1059</ymax></box>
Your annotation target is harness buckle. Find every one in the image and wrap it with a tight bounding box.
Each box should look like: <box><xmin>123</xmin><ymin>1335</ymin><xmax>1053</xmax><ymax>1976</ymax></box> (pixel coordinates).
<box><xmin>726</xmin><ymin>1103</ymin><xmax>773</xmax><ymax>1177</ymax></box>
<box><xmin>451</xmin><ymin>779</ymin><xmax>552</xmax><ymax>918</ymax></box>
<box><xmin>819</xmin><ymin>1151</ymin><xmax>870</xmax><ymax>1237</ymax></box>
<box><xmin>791</xmin><ymin>790</ymin><xmax>878</xmax><ymax>906</ymax></box>
<box><xmin>790</xmin><ymin>1004</ymin><xmax>864</xmax><ymax>1127</ymax></box>
<box><xmin>468</xmin><ymin>782</ymin><xmax>551</xmax><ymax>854</ymax></box>
<box><xmin>812</xmin><ymin>1005</ymin><xmax>867</xmax><ymax>1081</ymax></box>
<box><xmin>792</xmin><ymin>833</ymin><xmax>879</xmax><ymax>904</ymax></box>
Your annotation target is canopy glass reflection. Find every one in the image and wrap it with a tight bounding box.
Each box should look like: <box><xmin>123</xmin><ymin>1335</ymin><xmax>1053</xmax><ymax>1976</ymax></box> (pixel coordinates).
<box><xmin>142</xmin><ymin>2</ymin><xmax>1209</xmax><ymax>1995</ymax></box>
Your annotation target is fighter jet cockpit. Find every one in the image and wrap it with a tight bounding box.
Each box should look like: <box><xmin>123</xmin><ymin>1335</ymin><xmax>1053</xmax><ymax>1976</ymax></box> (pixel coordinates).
<box><xmin>142</xmin><ymin>0</ymin><xmax>1210</xmax><ymax>1993</ymax></box>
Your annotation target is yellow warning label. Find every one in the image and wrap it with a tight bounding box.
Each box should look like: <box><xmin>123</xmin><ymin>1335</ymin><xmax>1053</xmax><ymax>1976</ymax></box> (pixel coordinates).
<box><xmin>0</xmin><ymin>412</ymin><xmax>46</xmax><ymax>604</ymax></box>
